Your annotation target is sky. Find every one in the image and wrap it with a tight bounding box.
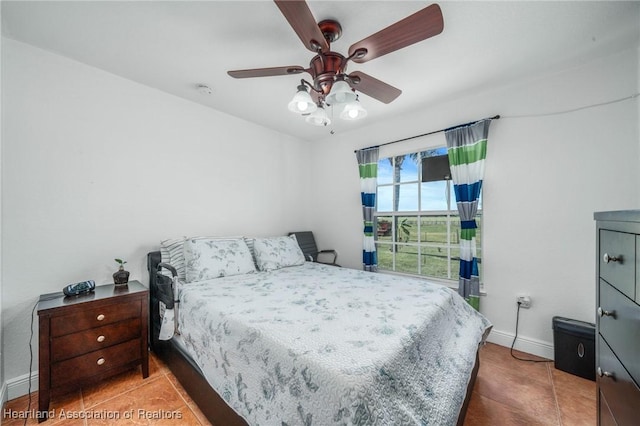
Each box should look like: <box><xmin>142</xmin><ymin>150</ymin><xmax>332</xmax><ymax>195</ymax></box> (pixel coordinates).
<box><xmin>377</xmin><ymin>149</ymin><xmax>454</xmax><ymax>212</ymax></box>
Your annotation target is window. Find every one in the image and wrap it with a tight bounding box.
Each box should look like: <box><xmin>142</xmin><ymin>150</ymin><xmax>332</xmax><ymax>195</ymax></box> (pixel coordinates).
<box><xmin>375</xmin><ymin>148</ymin><xmax>482</xmax><ymax>281</ymax></box>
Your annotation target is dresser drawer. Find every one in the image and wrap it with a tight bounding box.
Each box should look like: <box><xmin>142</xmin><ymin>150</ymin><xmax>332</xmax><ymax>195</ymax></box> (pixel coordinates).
<box><xmin>51</xmin><ymin>300</ymin><xmax>141</xmax><ymax>337</ymax></box>
<box><xmin>598</xmin><ymin>279</ymin><xmax>640</xmax><ymax>384</ymax></box>
<box><xmin>51</xmin><ymin>339</ymin><xmax>141</xmax><ymax>387</ymax></box>
<box><xmin>637</xmin><ymin>236</ymin><xmax>640</xmax><ymax>305</ymax></box>
<box><xmin>51</xmin><ymin>318</ymin><xmax>141</xmax><ymax>362</ymax></box>
<box><xmin>599</xmin><ymin>229</ymin><xmax>636</xmax><ymax>299</ymax></box>
<box><xmin>597</xmin><ymin>336</ymin><xmax>640</xmax><ymax>425</ymax></box>
<box><xmin>598</xmin><ymin>391</ymin><xmax>616</xmax><ymax>426</ymax></box>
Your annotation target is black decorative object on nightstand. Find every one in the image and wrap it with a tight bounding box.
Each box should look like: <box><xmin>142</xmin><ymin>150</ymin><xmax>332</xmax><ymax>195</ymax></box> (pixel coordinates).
<box><xmin>113</xmin><ymin>258</ymin><xmax>130</xmax><ymax>286</ymax></box>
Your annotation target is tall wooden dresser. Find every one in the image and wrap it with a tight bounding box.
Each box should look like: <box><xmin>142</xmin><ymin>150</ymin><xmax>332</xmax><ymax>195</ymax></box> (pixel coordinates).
<box><xmin>594</xmin><ymin>210</ymin><xmax>640</xmax><ymax>425</ymax></box>
<box><xmin>38</xmin><ymin>281</ymin><xmax>148</xmax><ymax>421</ymax></box>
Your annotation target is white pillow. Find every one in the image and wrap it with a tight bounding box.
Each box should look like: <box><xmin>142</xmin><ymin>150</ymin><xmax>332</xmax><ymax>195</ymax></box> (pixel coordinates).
<box><xmin>160</xmin><ymin>236</ymin><xmax>186</xmax><ymax>280</ymax></box>
<box><xmin>243</xmin><ymin>237</ymin><xmax>259</xmax><ymax>269</ymax></box>
<box><xmin>183</xmin><ymin>238</ymin><xmax>255</xmax><ymax>282</ymax></box>
<box><xmin>252</xmin><ymin>235</ymin><xmax>305</xmax><ymax>271</ymax></box>
<box><xmin>160</xmin><ymin>235</ymin><xmax>243</xmax><ymax>281</ymax></box>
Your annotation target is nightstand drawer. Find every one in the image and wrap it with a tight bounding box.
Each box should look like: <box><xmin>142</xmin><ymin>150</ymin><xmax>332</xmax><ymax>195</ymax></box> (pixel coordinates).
<box><xmin>51</xmin><ymin>300</ymin><xmax>141</xmax><ymax>337</ymax></box>
<box><xmin>51</xmin><ymin>339</ymin><xmax>140</xmax><ymax>387</ymax></box>
<box><xmin>597</xmin><ymin>336</ymin><xmax>640</xmax><ymax>425</ymax></box>
<box><xmin>51</xmin><ymin>318</ymin><xmax>141</xmax><ymax>362</ymax></box>
<box><xmin>599</xmin><ymin>229</ymin><xmax>636</xmax><ymax>299</ymax></box>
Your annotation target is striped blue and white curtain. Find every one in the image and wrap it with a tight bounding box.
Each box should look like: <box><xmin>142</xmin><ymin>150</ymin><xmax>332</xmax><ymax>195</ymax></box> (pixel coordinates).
<box><xmin>445</xmin><ymin>119</ymin><xmax>490</xmax><ymax>310</ymax></box>
<box><xmin>356</xmin><ymin>147</ymin><xmax>379</xmax><ymax>272</ymax></box>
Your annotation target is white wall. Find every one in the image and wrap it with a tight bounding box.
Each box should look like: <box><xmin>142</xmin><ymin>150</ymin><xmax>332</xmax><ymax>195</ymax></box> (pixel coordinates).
<box><xmin>309</xmin><ymin>47</ymin><xmax>640</xmax><ymax>358</ymax></box>
<box><xmin>0</xmin><ymin>3</ymin><xmax>5</xmax><ymax>405</ymax></box>
<box><xmin>0</xmin><ymin>38</ymin><xmax>312</xmax><ymax>395</ymax></box>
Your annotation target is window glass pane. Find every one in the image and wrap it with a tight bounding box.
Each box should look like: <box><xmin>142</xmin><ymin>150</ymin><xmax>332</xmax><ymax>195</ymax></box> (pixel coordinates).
<box><xmin>377</xmin><ymin>158</ymin><xmax>393</xmax><ymax>184</ymax></box>
<box><xmin>420</xmin><ymin>147</ymin><xmax>448</xmax><ymax>158</ymax></box>
<box><xmin>450</xmin><ymin>215</ymin><xmax>460</xmax><ymax>245</ymax></box>
<box><xmin>450</xmin><ymin>246</ymin><xmax>460</xmax><ymax>280</ymax></box>
<box><xmin>398</xmin><ymin>154</ymin><xmax>419</xmax><ymax>182</ymax></box>
<box><xmin>420</xmin><ymin>245</ymin><xmax>449</xmax><ymax>279</ymax></box>
<box><xmin>421</xmin><ymin>181</ymin><xmax>449</xmax><ymax>211</ymax></box>
<box><xmin>397</xmin><ymin>183</ymin><xmax>418</xmax><ymax>211</ymax></box>
<box><xmin>376</xmin><ymin>216</ymin><xmax>393</xmax><ymax>242</ymax></box>
<box><xmin>376</xmin><ymin>243</ymin><xmax>393</xmax><ymax>270</ymax></box>
<box><xmin>377</xmin><ymin>186</ymin><xmax>393</xmax><ymax>212</ymax></box>
<box><xmin>420</xmin><ymin>216</ymin><xmax>448</xmax><ymax>244</ymax></box>
<box><xmin>395</xmin><ymin>216</ymin><xmax>417</xmax><ymax>243</ymax></box>
<box><xmin>394</xmin><ymin>245</ymin><xmax>418</xmax><ymax>274</ymax></box>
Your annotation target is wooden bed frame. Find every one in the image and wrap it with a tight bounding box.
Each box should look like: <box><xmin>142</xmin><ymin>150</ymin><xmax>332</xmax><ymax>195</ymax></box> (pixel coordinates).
<box><xmin>146</xmin><ymin>251</ymin><xmax>479</xmax><ymax>426</ymax></box>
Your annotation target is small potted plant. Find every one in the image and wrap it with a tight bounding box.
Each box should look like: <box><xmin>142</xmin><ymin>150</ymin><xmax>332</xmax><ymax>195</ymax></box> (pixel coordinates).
<box><xmin>113</xmin><ymin>258</ymin><xmax>130</xmax><ymax>286</ymax></box>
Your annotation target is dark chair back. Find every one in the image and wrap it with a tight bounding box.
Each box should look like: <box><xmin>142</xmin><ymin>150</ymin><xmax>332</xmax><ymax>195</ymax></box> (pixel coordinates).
<box><xmin>289</xmin><ymin>231</ymin><xmax>338</xmax><ymax>265</ymax></box>
<box><xmin>289</xmin><ymin>231</ymin><xmax>318</xmax><ymax>261</ymax></box>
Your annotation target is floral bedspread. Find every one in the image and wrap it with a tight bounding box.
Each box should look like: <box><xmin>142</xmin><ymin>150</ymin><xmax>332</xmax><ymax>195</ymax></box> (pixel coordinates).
<box><xmin>177</xmin><ymin>262</ymin><xmax>491</xmax><ymax>426</ymax></box>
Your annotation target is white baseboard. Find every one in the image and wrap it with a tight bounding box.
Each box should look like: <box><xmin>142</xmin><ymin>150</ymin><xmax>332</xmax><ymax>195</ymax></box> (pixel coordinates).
<box><xmin>486</xmin><ymin>328</ymin><xmax>555</xmax><ymax>361</ymax></box>
<box><xmin>5</xmin><ymin>371</ymin><xmax>38</xmax><ymax>401</ymax></box>
<box><xmin>1</xmin><ymin>380</ymin><xmax>8</xmax><ymax>408</ymax></box>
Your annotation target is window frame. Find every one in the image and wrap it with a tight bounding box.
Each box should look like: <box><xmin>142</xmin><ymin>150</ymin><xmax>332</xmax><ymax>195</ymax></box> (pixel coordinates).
<box><xmin>374</xmin><ymin>149</ymin><xmax>483</xmax><ymax>286</ymax></box>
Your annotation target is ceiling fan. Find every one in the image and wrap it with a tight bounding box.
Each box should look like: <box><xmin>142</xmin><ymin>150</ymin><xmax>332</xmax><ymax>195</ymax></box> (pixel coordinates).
<box><xmin>227</xmin><ymin>0</ymin><xmax>444</xmax><ymax>125</ymax></box>
<box><xmin>228</xmin><ymin>0</ymin><xmax>444</xmax><ymax>125</ymax></box>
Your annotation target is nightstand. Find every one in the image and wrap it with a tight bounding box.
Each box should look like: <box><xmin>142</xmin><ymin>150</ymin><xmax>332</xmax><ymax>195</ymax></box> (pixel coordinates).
<box><xmin>37</xmin><ymin>281</ymin><xmax>149</xmax><ymax>421</ymax></box>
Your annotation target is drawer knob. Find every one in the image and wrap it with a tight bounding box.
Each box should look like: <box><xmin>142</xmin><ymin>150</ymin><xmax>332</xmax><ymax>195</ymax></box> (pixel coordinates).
<box><xmin>96</xmin><ymin>335</ymin><xmax>106</xmax><ymax>343</ymax></box>
<box><xmin>597</xmin><ymin>367</ymin><xmax>614</xmax><ymax>378</ymax></box>
<box><xmin>97</xmin><ymin>357</ymin><xmax>106</xmax><ymax>366</ymax></box>
<box><xmin>603</xmin><ymin>253</ymin><xmax>622</xmax><ymax>263</ymax></box>
<box><xmin>597</xmin><ymin>307</ymin><xmax>615</xmax><ymax>318</ymax></box>
<box><xmin>96</xmin><ymin>314</ymin><xmax>105</xmax><ymax>321</ymax></box>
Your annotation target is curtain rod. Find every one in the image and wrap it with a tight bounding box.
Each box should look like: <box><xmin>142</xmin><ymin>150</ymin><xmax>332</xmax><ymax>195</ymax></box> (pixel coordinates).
<box><xmin>354</xmin><ymin>115</ymin><xmax>500</xmax><ymax>153</ymax></box>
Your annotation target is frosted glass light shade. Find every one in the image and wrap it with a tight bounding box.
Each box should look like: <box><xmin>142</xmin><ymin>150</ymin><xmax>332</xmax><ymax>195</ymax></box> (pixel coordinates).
<box><xmin>325</xmin><ymin>80</ymin><xmax>356</xmax><ymax>105</ymax></box>
<box><xmin>288</xmin><ymin>88</ymin><xmax>317</xmax><ymax>114</ymax></box>
<box><xmin>305</xmin><ymin>106</ymin><xmax>331</xmax><ymax>126</ymax></box>
<box><xmin>340</xmin><ymin>99</ymin><xmax>367</xmax><ymax>120</ymax></box>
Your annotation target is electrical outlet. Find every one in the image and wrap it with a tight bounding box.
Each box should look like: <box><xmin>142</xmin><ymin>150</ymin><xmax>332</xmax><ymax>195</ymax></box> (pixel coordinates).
<box><xmin>516</xmin><ymin>295</ymin><xmax>532</xmax><ymax>309</ymax></box>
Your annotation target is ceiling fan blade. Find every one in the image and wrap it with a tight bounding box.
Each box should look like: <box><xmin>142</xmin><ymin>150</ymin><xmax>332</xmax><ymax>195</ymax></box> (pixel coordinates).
<box><xmin>274</xmin><ymin>0</ymin><xmax>329</xmax><ymax>53</ymax></box>
<box><xmin>348</xmin><ymin>4</ymin><xmax>443</xmax><ymax>64</ymax></box>
<box><xmin>227</xmin><ymin>66</ymin><xmax>306</xmax><ymax>79</ymax></box>
<box><xmin>348</xmin><ymin>71</ymin><xmax>402</xmax><ymax>104</ymax></box>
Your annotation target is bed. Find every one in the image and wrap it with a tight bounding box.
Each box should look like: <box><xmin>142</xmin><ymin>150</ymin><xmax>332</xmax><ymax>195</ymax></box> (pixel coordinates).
<box><xmin>147</xmin><ymin>235</ymin><xmax>491</xmax><ymax>426</ymax></box>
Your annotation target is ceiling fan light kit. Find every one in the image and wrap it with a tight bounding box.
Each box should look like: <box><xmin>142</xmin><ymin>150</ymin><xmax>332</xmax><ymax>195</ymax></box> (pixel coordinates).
<box><xmin>305</xmin><ymin>105</ymin><xmax>331</xmax><ymax>127</ymax></box>
<box><xmin>325</xmin><ymin>78</ymin><xmax>357</xmax><ymax>106</ymax></box>
<box><xmin>287</xmin><ymin>83</ymin><xmax>317</xmax><ymax>114</ymax></box>
<box><xmin>340</xmin><ymin>97</ymin><xmax>368</xmax><ymax>121</ymax></box>
<box><xmin>228</xmin><ymin>0</ymin><xmax>444</xmax><ymax>127</ymax></box>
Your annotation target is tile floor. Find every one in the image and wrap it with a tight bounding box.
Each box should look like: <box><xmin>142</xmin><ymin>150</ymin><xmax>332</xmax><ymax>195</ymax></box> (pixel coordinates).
<box><xmin>464</xmin><ymin>343</ymin><xmax>596</xmax><ymax>425</ymax></box>
<box><xmin>3</xmin><ymin>343</ymin><xmax>595</xmax><ymax>425</ymax></box>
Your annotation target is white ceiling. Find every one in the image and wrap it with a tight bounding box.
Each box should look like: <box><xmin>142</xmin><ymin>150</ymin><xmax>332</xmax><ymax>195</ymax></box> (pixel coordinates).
<box><xmin>2</xmin><ymin>1</ymin><xmax>639</xmax><ymax>142</ymax></box>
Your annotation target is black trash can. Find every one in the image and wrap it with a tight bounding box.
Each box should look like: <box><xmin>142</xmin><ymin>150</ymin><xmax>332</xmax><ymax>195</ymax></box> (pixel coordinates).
<box><xmin>552</xmin><ymin>316</ymin><xmax>595</xmax><ymax>381</ymax></box>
